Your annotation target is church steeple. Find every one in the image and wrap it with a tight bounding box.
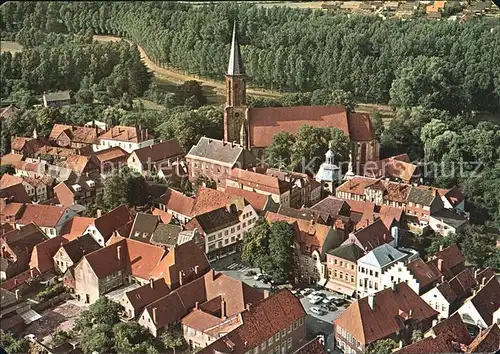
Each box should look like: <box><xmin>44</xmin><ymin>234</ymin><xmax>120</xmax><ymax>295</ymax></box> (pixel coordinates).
<box><xmin>227</xmin><ymin>21</ymin><xmax>245</xmax><ymax>76</ymax></box>
<box><xmin>224</xmin><ymin>20</ymin><xmax>248</xmax><ymax>148</ymax></box>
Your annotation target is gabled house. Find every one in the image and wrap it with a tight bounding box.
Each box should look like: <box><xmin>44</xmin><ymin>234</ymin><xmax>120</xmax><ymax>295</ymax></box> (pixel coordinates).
<box><xmin>53</xmin><ymin>233</ymin><xmax>101</xmax><ymax>274</ymax></box>
<box><xmin>19</xmin><ymin>175</ymin><xmax>54</xmax><ymax>202</ymax></box>
<box><xmin>49</xmin><ymin>124</ymin><xmax>101</xmax><ymax>149</ymax></box>
<box><xmin>59</xmin><ymin>216</ymin><xmax>95</xmax><ymax>241</ymax></box>
<box><xmin>10</xmin><ymin>136</ymin><xmax>44</xmax><ymax>157</ymax></box>
<box><xmin>429</xmin><ymin>244</ymin><xmax>466</xmax><ymax>280</ymax></box>
<box><xmin>381</xmin><ymin>258</ymin><xmax>442</xmax><ymax>295</ymax></box>
<box><xmin>265</xmin><ymin>211</ymin><xmax>343</xmax><ymax>285</ymax></box>
<box><xmin>29</xmin><ymin>235</ymin><xmax>68</xmax><ymax>275</ymax></box>
<box><xmin>15</xmin><ymin>204</ymin><xmax>76</xmax><ymax>238</ymax></box>
<box><xmin>429</xmin><ymin>209</ymin><xmax>468</xmax><ymax>236</ymax></box>
<box><xmin>94</xmin><ymin>125</ymin><xmax>154</xmax><ymax>153</ymax></box>
<box><xmin>185</xmin><ymin>200</ymin><xmax>258</xmax><ymax>261</ymax></box>
<box><xmin>466</xmin><ymin>323</ymin><xmax>500</xmax><ymax>353</ymax></box>
<box><xmin>128</xmin><ymin>213</ymin><xmax>161</xmax><ymax>244</ymax></box>
<box><xmin>364</xmin><ymin>154</ymin><xmax>419</xmax><ymax>183</ymax></box>
<box><xmin>54</xmin><ymin>174</ymin><xmax>102</xmax><ymax>207</ymax></box>
<box><xmin>91</xmin><ymin>146</ymin><xmax>129</xmax><ymax>176</ymax></box>
<box><xmin>425</xmin><ymin>312</ymin><xmax>473</xmax><ymax>346</ymax></box>
<box><xmin>334</xmin><ymin>282</ymin><xmax>438</xmax><ymax>354</ymax></box>
<box><xmin>118</xmin><ymin>278</ymin><xmax>171</xmax><ymax>320</ymax></box>
<box><xmin>197</xmin><ymin>289</ymin><xmax>306</xmax><ymax>354</ymax></box>
<box><xmin>325</xmin><ymin>243</ymin><xmax>365</xmax><ymax>297</ymax></box>
<box><xmin>356</xmin><ymin>244</ymin><xmax>409</xmax><ymax>298</ymax></box>
<box><xmin>457</xmin><ymin>276</ymin><xmax>500</xmax><ymax>329</ymax></box>
<box><xmin>341</xmin><ymin>219</ymin><xmax>395</xmax><ymax>253</ymax></box>
<box><xmin>83</xmin><ymin>205</ymin><xmax>133</xmax><ymax>246</ymax></box>
<box><xmin>127</xmin><ymin>139</ymin><xmax>184</xmax><ymax>176</ymax></box>
<box><xmin>224</xmin><ymin>186</ymin><xmax>278</xmax><ymax>213</ymax></box>
<box><xmin>0</xmin><ymin>174</ymin><xmax>31</xmax><ymax>203</ymax></box>
<box><xmin>226</xmin><ymin>168</ymin><xmax>292</xmax><ymax>207</ymax></box>
<box><xmin>0</xmin><ymin>223</ymin><xmax>48</xmax><ymax>280</ymax></box>
<box><xmin>42</xmin><ymin>91</ymin><xmax>71</xmax><ymax>107</ymax></box>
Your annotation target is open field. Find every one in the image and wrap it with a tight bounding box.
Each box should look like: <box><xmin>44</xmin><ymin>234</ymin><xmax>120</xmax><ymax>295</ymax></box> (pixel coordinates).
<box><xmin>1</xmin><ymin>40</ymin><xmax>23</xmax><ymax>53</ymax></box>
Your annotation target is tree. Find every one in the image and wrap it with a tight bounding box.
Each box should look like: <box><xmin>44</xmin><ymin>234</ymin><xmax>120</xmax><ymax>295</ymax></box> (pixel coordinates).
<box><xmin>242</xmin><ymin>218</ymin><xmax>271</xmax><ymax>269</ymax></box>
<box><xmin>484</xmin><ymin>249</ymin><xmax>500</xmax><ymax>271</ymax></box>
<box><xmin>160</xmin><ymin>330</ymin><xmax>184</xmax><ymax>354</ymax></box>
<box><xmin>52</xmin><ymin>330</ymin><xmax>72</xmax><ymax>347</ymax></box>
<box><xmin>366</xmin><ymin>339</ymin><xmax>398</xmax><ymax>354</ymax></box>
<box><xmin>329</xmin><ymin>88</ymin><xmax>356</xmax><ymax>113</ymax></box>
<box><xmin>81</xmin><ymin>325</ymin><xmax>114</xmax><ymax>354</ymax></box>
<box><xmin>371</xmin><ymin>111</ymin><xmax>384</xmax><ymax>140</ymax></box>
<box><xmin>411</xmin><ymin>330</ymin><xmax>423</xmax><ymax>343</ymax></box>
<box><xmin>267</xmin><ymin>221</ymin><xmax>295</xmax><ymax>283</ymax></box>
<box><xmin>264</xmin><ymin>132</ymin><xmax>295</xmax><ymax>168</ymax></box>
<box><xmin>174</xmin><ymin>80</ymin><xmax>206</xmax><ymax>108</ymax></box>
<box><xmin>425</xmin><ymin>232</ymin><xmax>460</xmax><ymax>257</ymax></box>
<box><xmin>0</xmin><ymin>331</ymin><xmax>30</xmax><ymax>354</ymax></box>
<box><xmin>75</xmin><ymin>89</ymin><xmax>94</xmax><ymax>104</ymax></box>
<box><xmin>74</xmin><ymin>297</ymin><xmax>122</xmax><ymax>332</ymax></box>
<box><xmin>0</xmin><ymin>164</ymin><xmax>15</xmax><ymax>178</ymax></box>
<box><xmin>113</xmin><ymin>322</ymin><xmax>160</xmax><ymax>354</ymax></box>
<box><xmin>459</xmin><ymin>225</ymin><xmax>497</xmax><ymax>268</ymax></box>
<box><xmin>193</xmin><ymin>175</ymin><xmax>216</xmax><ymax>193</ymax></box>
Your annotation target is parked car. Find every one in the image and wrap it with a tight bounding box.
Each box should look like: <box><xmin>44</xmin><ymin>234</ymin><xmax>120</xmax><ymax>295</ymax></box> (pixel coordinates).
<box><xmin>310</xmin><ymin>307</ymin><xmax>326</xmax><ymax>315</ymax></box>
<box><xmin>254</xmin><ymin>273</ymin><xmax>265</xmax><ymax>281</ymax></box>
<box><xmin>327</xmin><ymin>304</ymin><xmax>338</xmax><ymax>311</ymax></box>
<box><xmin>300</xmin><ymin>288</ymin><xmax>314</xmax><ymax>296</ymax></box>
<box><xmin>291</xmin><ymin>289</ymin><xmax>298</xmax><ymax>295</ymax></box>
<box><xmin>311</xmin><ymin>291</ymin><xmax>325</xmax><ymax>297</ymax></box>
<box><xmin>309</xmin><ymin>295</ymin><xmax>324</xmax><ymax>304</ymax></box>
<box><xmin>322</xmin><ymin>298</ymin><xmax>331</xmax><ymax>305</ymax></box>
<box><xmin>332</xmin><ymin>298</ymin><xmax>346</xmax><ymax>306</ymax></box>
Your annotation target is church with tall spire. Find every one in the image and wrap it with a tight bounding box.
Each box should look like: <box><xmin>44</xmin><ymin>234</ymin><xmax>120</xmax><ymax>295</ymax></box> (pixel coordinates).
<box><xmin>224</xmin><ymin>22</ymin><xmax>249</xmax><ymax>149</ymax></box>
<box><xmin>222</xmin><ymin>22</ymin><xmax>380</xmax><ymax>166</ymax></box>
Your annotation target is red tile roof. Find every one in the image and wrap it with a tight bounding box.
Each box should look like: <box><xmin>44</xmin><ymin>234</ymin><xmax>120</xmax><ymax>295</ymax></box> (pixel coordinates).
<box><xmin>108</xmin><ymin>235</ymin><xmax>165</xmax><ymax>280</ymax></box>
<box><xmin>60</xmin><ymin>217</ymin><xmax>96</xmax><ymax>241</ymax></box>
<box><xmin>467</xmin><ymin>323</ymin><xmax>500</xmax><ymax>353</ymax></box>
<box><xmin>406</xmin><ymin>258</ymin><xmax>442</xmax><ymax>289</ymax></box>
<box><xmin>151</xmin><ymin>208</ymin><xmax>173</xmax><ymax>224</ymax></box>
<box><xmin>448</xmin><ymin>268</ymin><xmax>477</xmax><ymax>300</ymax></box>
<box><xmin>393</xmin><ymin>333</ymin><xmax>460</xmax><ymax>354</ymax></box>
<box><xmin>93</xmin><ymin>205</ymin><xmax>133</xmax><ymax>243</ymax></box>
<box><xmin>430</xmin><ymin>313</ymin><xmax>472</xmax><ymax>346</ymax></box>
<box><xmin>0</xmin><ymin>267</ymin><xmax>41</xmax><ymax>291</ymax></box>
<box><xmin>125</xmin><ymin>278</ymin><xmax>171</xmax><ymax>312</ymax></box>
<box><xmin>161</xmin><ymin>188</ymin><xmax>195</xmax><ymax>217</ymax></box>
<box><xmin>228</xmin><ymin>168</ymin><xmax>290</xmax><ymax>195</ymax></box>
<box><xmin>248</xmin><ymin>106</ymin><xmax>351</xmax><ymax>148</ymax></box>
<box><xmin>0</xmin><ymin>174</ymin><xmax>24</xmax><ymax>189</ymax></box>
<box><xmin>344</xmin><ymin>219</ymin><xmax>392</xmax><ymax>252</ymax></box>
<box><xmin>468</xmin><ymin>276</ymin><xmax>500</xmax><ymax>327</ymax></box>
<box><xmin>17</xmin><ymin>204</ymin><xmax>69</xmax><ymax>229</ymax></box>
<box><xmin>29</xmin><ymin>236</ymin><xmax>68</xmax><ymax>273</ymax></box>
<box><xmin>65</xmin><ymin>155</ymin><xmax>97</xmax><ymax>174</ymax></box>
<box><xmin>348</xmin><ymin>112</ymin><xmax>375</xmax><ymax>141</ymax></box>
<box><xmin>292</xmin><ymin>337</ymin><xmax>327</xmax><ymax>354</ymax></box>
<box><xmin>199</xmin><ymin>290</ymin><xmax>305</xmax><ymax>354</ymax></box>
<box><xmin>92</xmin><ymin>146</ymin><xmax>129</xmax><ymax>163</ymax></box>
<box><xmin>49</xmin><ymin>124</ymin><xmax>101</xmax><ymax>144</ymax></box>
<box><xmin>431</xmin><ymin>244</ymin><xmax>465</xmax><ymax>279</ymax></box>
<box><xmin>365</xmin><ymin>154</ymin><xmax>418</xmax><ymax>182</ymax></box>
<box><xmin>98</xmin><ymin>126</ymin><xmax>152</xmax><ymax>143</ymax></box>
<box><xmin>0</xmin><ymin>202</ymin><xmax>24</xmax><ymax>224</ymax></box>
<box><xmin>265</xmin><ymin>211</ymin><xmax>333</xmax><ymax>252</ymax></box>
<box><xmin>131</xmin><ymin>139</ymin><xmax>184</xmax><ymax>164</ymax></box>
<box><xmin>150</xmin><ymin>240</ymin><xmax>210</xmax><ymax>286</ymax></box>
<box><xmin>334</xmin><ymin>282</ymin><xmax>438</xmax><ymax>346</ymax></box>
<box><xmin>82</xmin><ymin>239</ymin><xmax>128</xmax><ymax>278</ymax></box>
<box><xmin>0</xmin><ymin>175</ymin><xmax>31</xmax><ymax>203</ymax></box>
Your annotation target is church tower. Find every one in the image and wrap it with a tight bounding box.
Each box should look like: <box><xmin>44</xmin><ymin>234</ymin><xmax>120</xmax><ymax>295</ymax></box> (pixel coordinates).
<box><xmin>224</xmin><ymin>22</ymin><xmax>249</xmax><ymax>148</ymax></box>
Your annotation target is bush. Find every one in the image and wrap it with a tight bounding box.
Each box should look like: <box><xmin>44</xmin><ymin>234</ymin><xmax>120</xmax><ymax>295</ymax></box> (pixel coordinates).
<box><xmin>34</xmin><ymin>283</ymin><xmax>65</xmax><ymax>302</ymax></box>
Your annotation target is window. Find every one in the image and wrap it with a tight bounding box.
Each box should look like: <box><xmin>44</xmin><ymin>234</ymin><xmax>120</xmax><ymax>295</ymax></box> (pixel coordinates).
<box><xmin>268</xmin><ymin>338</ymin><xmax>273</xmax><ymax>346</ymax></box>
<box><xmin>293</xmin><ymin>321</ymin><xmax>298</xmax><ymax>330</ymax></box>
<box><xmin>275</xmin><ymin>333</ymin><xmax>279</xmax><ymax>341</ymax></box>
<box><xmin>374</xmin><ymin>271</ymin><xmax>378</xmax><ymax>277</ymax></box>
<box><xmin>287</xmin><ymin>324</ymin><xmax>292</xmax><ymax>334</ymax></box>
<box><xmin>275</xmin><ymin>346</ymin><xmax>279</xmax><ymax>354</ymax></box>
<box><xmin>261</xmin><ymin>342</ymin><xmax>266</xmax><ymax>351</ymax></box>
<box><xmin>231</xmin><ymin>227</ymin><xmax>235</xmax><ymax>233</ymax></box>
<box><xmin>351</xmin><ymin>275</ymin><xmax>355</xmax><ymax>283</ymax></box>
<box><xmin>351</xmin><ymin>264</ymin><xmax>355</xmax><ymax>270</ymax></box>
<box><xmin>281</xmin><ymin>329</ymin><xmax>286</xmax><ymax>337</ymax></box>
<box><xmin>369</xmin><ymin>270</ymin><xmax>373</xmax><ymax>276</ymax></box>
<box><xmin>287</xmin><ymin>338</ymin><xmax>292</xmax><ymax>349</ymax></box>
<box><xmin>340</xmin><ymin>261</ymin><xmax>343</xmax><ymax>267</ymax></box>
<box><xmin>334</xmin><ymin>259</ymin><xmax>338</xmax><ymax>265</ymax></box>
<box><xmin>237</xmin><ymin>225</ymin><xmax>241</xmax><ymax>231</ymax></box>
<box><xmin>339</xmin><ymin>272</ymin><xmax>343</xmax><ymax>280</ymax></box>
<box><xmin>224</xmin><ymin>230</ymin><xmax>229</xmax><ymax>236</ymax></box>
<box><xmin>299</xmin><ymin>318</ymin><xmax>304</xmax><ymax>326</ymax></box>
<box><xmin>243</xmin><ymin>222</ymin><xmax>247</xmax><ymax>227</ymax></box>
<box><xmin>374</xmin><ymin>283</ymin><xmax>378</xmax><ymax>290</ymax></box>
<box><xmin>441</xmin><ymin>304</ymin><xmax>447</xmax><ymax>312</ymax></box>
<box><xmin>254</xmin><ymin>347</ymin><xmax>259</xmax><ymax>354</ymax></box>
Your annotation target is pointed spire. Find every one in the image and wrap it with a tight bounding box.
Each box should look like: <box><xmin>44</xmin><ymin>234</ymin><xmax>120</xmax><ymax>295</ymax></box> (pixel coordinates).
<box><xmin>227</xmin><ymin>21</ymin><xmax>245</xmax><ymax>76</ymax></box>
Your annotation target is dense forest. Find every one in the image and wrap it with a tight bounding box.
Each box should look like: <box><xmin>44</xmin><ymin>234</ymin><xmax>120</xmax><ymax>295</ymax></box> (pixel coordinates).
<box><xmin>1</xmin><ymin>1</ymin><xmax>499</xmax><ymax>113</ymax></box>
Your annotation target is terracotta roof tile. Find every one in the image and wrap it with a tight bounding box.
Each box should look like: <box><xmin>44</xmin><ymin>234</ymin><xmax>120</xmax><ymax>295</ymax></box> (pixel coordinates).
<box><xmin>293</xmin><ymin>337</ymin><xmax>327</xmax><ymax>354</ymax></box>
<box><xmin>93</xmin><ymin>205</ymin><xmax>133</xmax><ymax>242</ymax></box>
<box><xmin>468</xmin><ymin>277</ymin><xmax>500</xmax><ymax>327</ymax></box>
<box><xmin>311</xmin><ymin>196</ymin><xmax>350</xmax><ymax>217</ymax></box>
<box><xmin>82</xmin><ymin>239</ymin><xmax>128</xmax><ymax>278</ymax></box>
<box><xmin>29</xmin><ymin>236</ymin><xmax>68</xmax><ymax>273</ymax></box>
<box><xmin>37</xmin><ymin>146</ymin><xmax>78</xmax><ymax>158</ymax></box>
<box><xmin>344</xmin><ymin>219</ymin><xmax>392</xmax><ymax>252</ymax></box>
<box><xmin>60</xmin><ymin>234</ymin><xmax>101</xmax><ymax>263</ymax></box>
<box><xmin>431</xmin><ymin>244</ymin><xmax>465</xmax><ymax>279</ymax></box>
<box><xmin>98</xmin><ymin>126</ymin><xmax>152</xmax><ymax>143</ymax></box>
<box><xmin>265</xmin><ymin>211</ymin><xmax>333</xmax><ymax>251</ymax></box>
<box><xmin>334</xmin><ymin>282</ymin><xmax>438</xmax><ymax>345</ymax></box>
<box><xmin>131</xmin><ymin>139</ymin><xmax>184</xmax><ymax>164</ymax></box>
<box><xmin>1</xmin><ymin>223</ymin><xmax>48</xmax><ymax>260</ymax></box>
<box><xmin>0</xmin><ymin>202</ymin><xmax>24</xmax><ymax>223</ymax></box>
<box><xmin>65</xmin><ymin>155</ymin><xmax>97</xmax><ymax>174</ymax></box>
<box><xmin>17</xmin><ymin>204</ymin><xmax>69</xmax><ymax>228</ymax></box>
<box><xmin>107</xmin><ymin>235</ymin><xmax>165</xmax><ymax>280</ymax></box>
<box><xmin>248</xmin><ymin>106</ymin><xmax>350</xmax><ymax>148</ymax></box>
<box><xmin>151</xmin><ymin>208</ymin><xmax>173</xmax><ymax>224</ymax></box>
<box><xmin>431</xmin><ymin>313</ymin><xmax>472</xmax><ymax>345</ymax></box>
<box><xmin>393</xmin><ymin>333</ymin><xmax>460</xmax><ymax>354</ymax></box>
<box><xmin>60</xmin><ymin>217</ymin><xmax>95</xmax><ymax>241</ymax></box>
<box><xmin>435</xmin><ymin>281</ymin><xmax>459</xmax><ymax>303</ymax></box>
<box><xmin>49</xmin><ymin>124</ymin><xmax>101</xmax><ymax>144</ymax></box>
<box><xmin>229</xmin><ymin>168</ymin><xmax>290</xmax><ymax>195</ymax></box>
<box><xmin>0</xmin><ymin>175</ymin><xmax>31</xmax><ymax>203</ymax></box>
<box><xmin>467</xmin><ymin>323</ymin><xmax>500</xmax><ymax>353</ymax></box>
<box><xmin>348</xmin><ymin>112</ymin><xmax>375</xmax><ymax>141</ymax></box>
<box><xmin>0</xmin><ymin>267</ymin><xmax>41</xmax><ymax>291</ymax></box>
<box><xmin>365</xmin><ymin>154</ymin><xmax>418</xmax><ymax>182</ymax></box>
<box><xmin>406</xmin><ymin>258</ymin><xmax>442</xmax><ymax>289</ymax></box>
<box><xmin>191</xmin><ymin>187</ymin><xmax>233</xmax><ymax>216</ymax></box>
<box><xmin>150</xmin><ymin>240</ymin><xmax>210</xmax><ymax>286</ymax></box>
<box><xmin>161</xmin><ymin>188</ymin><xmax>195</xmax><ymax>217</ymax></box>
<box><xmin>448</xmin><ymin>268</ymin><xmax>477</xmax><ymax>300</ymax></box>
<box><xmin>92</xmin><ymin>146</ymin><xmax>129</xmax><ymax>163</ymax></box>
<box><xmin>125</xmin><ymin>278</ymin><xmax>171</xmax><ymax>312</ymax></box>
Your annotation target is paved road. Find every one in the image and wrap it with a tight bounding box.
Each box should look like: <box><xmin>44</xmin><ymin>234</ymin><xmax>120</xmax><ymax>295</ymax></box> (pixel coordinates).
<box><xmin>211</xmin><ymin>254</ymin><xmax>347</xmax><ymax>353</ymax></box>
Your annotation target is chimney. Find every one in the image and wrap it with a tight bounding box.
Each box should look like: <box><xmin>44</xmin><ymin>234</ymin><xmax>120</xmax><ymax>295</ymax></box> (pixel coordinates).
<box><xmin>152</xmin><ymin>307</ymin><xmax>157</xmax><ymax>324</ymax></box>
<box><xmin>179</xmin><ymin>270</ymin><xmax>184</xmax><ymax>286</ymax></box>
<box><xmin>15</xmin><ymin>289</ymin><xmax>20</xmax><ymax>300</ymax></box>
<box><xmin>195</xmin><ymin>301</ymin><xmax>199</xmax><ymax>309</ymax></box>
<box><xmin>96</xmin><ymin>209</ymin><xmax>102</xmax><ymax>218</ymax></box>
<box><xmin>368</xmin><ymin>294</ymin><xmax>375</xmax><ymax>310</ymax></box>
<box><xmin>408</xmin><ymin>309</ymin><xmax>413</xmax><ymax>318</ymax></box>
<box><xmin>264</xmin><ymin>289</ymin><xmax>270</xmax><ymax>298</ymax></box>
<box><xmin>440</xmin><ymin>275</ymin><xmax>445</xmax><ymax>283</ymax></box>
<box><xmin>221</xmin><ymin>298</ymin><xmax>226</xmax><ymax>319</ymax></box>
<box><xmin>391</xmin><ymin>282</ymin><xmax>396</xmax><ymax>291</ymax></box>
<box><xmin>437</xmin><ymin>259</ymin><xmax>443</xmax><ymax>271</ymax></box>
<box><xmin>194</xmin><ymin>265</ymin><xmax>199</xmax><ymax>275</ymax></box>
<box><xmin>246</xmin><ymin>303</ymin><xmax>252</xmax><ymax>312</ymax></box>
<box><xmin>117</xmin><ymin>245</ymin><xmax>122</xmax><ymax>261</ymax></box>
<box><xmin>30</xmin><ymin>269</ymin><xmax>35</xmax><ymax>278</ymax></box>
<box><xmin>398</xmin><ymin>340</ymin><xmax>403</xmax><ymax>349</ymax></box>
<box><xmin>145</xmin><ymin>129</ymin><xmax>148</xmax><ymax>140</ymax></box>
<box><xmin>474</xmin><ymin>268</ymin><xmax>480</xmax><ymax>279</ymax></box>
<box><xmin>432</xmin><ymin>319</ymin><xmax>438</xmax><ymax>327</ymax></box>
<box><xmin>439</xmin><ymin>244</ymin><xmax>444</xmax><ymax>252</ymax></box>
<box><xmin>481</xmin><ymin>276</ymin><xmax>487</xmax><ymax>287</ymax></box>
<box><xmin>149</xmin><ymin>278</ymin><xmax>154</xmax><ymax>289</ymax></box>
